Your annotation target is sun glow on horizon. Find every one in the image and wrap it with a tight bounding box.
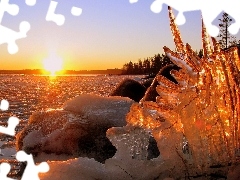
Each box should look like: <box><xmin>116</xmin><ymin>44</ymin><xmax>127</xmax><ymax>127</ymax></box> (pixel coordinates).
<box><xmin>43</xmin><ymin>52</ymin><xmax>63</xmax><ymax>75</ymax></box>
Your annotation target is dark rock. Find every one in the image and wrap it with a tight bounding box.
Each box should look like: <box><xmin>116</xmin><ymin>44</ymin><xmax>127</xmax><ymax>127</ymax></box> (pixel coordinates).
<box><xmin>141</xmin><ymin>78</ymin><xmax>154</xmax><ymax>89</ymax></box>
<box><xmin>110</xmin><ymin>78</ymin><xmax>146</xmax><ymax>102</ymax></box>
<box><xmin>141</xmin><ymin>64</ymin><xmax>180</xmax><ymax>102</ymax></box>
<box><xmin>160</xmin><ymin>64</ymin><xmax>180</xmax><ymax>84</ymax></box>
<box><xmin>147</xmin><ymin>136</ymin><xmax>160</xmax><ymax>160</ymax></box>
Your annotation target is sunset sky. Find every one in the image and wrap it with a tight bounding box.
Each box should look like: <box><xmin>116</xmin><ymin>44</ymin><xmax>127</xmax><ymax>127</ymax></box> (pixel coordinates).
<box><xmin>1</xmin><ymin>0</ymin><xmax>240</xmax><ymax>70</ymax></box>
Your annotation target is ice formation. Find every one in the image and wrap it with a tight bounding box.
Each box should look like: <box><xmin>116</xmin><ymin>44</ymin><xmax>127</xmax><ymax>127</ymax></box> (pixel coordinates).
<box><xmin>109</xmin><ymin>6</ymin><xmax>240</xmax><ymax>178</ymax></box>
<box><xmin>21</xmin><ymin>6</ymin><xmax>240</xmax><ymax>180</ymax></box>
<box><xmin>16</xmin><ymin>94</ymin><xmax>134</xmax><ymax>162</ymax></box>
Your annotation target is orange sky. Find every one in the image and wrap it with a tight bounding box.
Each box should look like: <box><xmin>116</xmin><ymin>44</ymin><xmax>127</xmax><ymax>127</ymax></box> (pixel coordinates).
<box><xmin>1</xmin><ymin>1</ymin><xmax>240</xmax><ymax>70</ymax></box>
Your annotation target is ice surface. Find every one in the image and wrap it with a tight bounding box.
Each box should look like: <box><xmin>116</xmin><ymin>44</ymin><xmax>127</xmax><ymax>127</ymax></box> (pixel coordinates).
<box><xmin>38</xmin><ymin>155</ymin><xmax>174</xmax><ymax>180</ymax></box>
<box><xmin>63</xmin><ymin>94</ymin><xmax>134</xmax><ymax>127</ymax></box>
<box><xmin>16</xmin><ymin>94</ymin><xmax>134</xmax><ymax>162</ymax></box>
<box><xmin>40</xmin><ymin>158</ymin><xmax>106</xmax><ymax>180</ymax></box>
<box><xmin>107</xmin><ymin>126</ymin><xmax>150</xmax><ymax>161</ymax></box>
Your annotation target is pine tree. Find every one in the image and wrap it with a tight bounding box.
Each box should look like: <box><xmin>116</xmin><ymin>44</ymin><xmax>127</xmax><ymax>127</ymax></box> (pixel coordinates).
<box><xmin>218</xmin><ymin>13</ymin><xmax>237</xmax><ymax>49</ymax></box>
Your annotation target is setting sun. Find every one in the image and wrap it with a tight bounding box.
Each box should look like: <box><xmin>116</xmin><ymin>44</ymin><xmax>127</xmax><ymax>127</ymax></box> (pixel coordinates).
<box><xmin>43</xmin><ymin>52</ymin><xmax>63</xmax><ymax>75</ymax></box>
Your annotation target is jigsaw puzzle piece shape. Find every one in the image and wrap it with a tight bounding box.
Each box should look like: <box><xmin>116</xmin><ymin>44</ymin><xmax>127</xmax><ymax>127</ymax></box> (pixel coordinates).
<box><xmin>46</xmin><ymin>0</ymin><xmax>65</xmax><ymax>26</ymax></box>
<box><xmin>16</xmin><ymin>151</ymin><xmax>49</xmax><ymax>180</ymax></box>
<box><xmin>71</xmin><ymin>6</ymin><xmax>82</xmax><ymax>17</ymax></box>
<box><xmin>25</xmin><ymin>0</ymin><xmax>37</xmax><ymax>6</ymax></box>
<box><xmin>151</xmin><ymin>0</ymin><xmax>202</xmax><ymax>25</ymax></box>
<box><xmin>223</xmin><ymin>0</ymin><xmax>240</xmax><ymax>35</ymax></box>
<box><xmin>229</xmin><ymin>23</ymin><xmax>240</xmax><ymax>35</ymax></box>
<box><xmin>0</xmin><ymin>163</ymin><xmax>15</xmax><ymax>180</ymax></box>
<box><xmin>0</xmin><ymin>0</ymin><xmax>19</xmax><ymax>24</ymax></box>
<box><xmin>151</xmin><ymin>0</ymin><xmax>164</xmax><ymax>13</ymax></box>
<box><xmin>0</xmin><ymin>99</ymin><xmax>9</xmax><ymax>111</ymax></box>
<box><xmin>150</xmin><ymin>0</ymin><xmax>226</xmax><ymax>36</ymax></box>
<box><xmin>0</xmin><ymin>116</ymin><xmax>19</xmax><ymax>136</ymax></box>
<box><xmin>129</xmin><ymin>0</ymin><xmax>138</xmax><ymax>3</ymax></box>
<box><xmin>201</xmin><ymin>0</ymin><xmax>224</xmax><ymax>37</ymax></box>
<box><xmin>0</xmin><ymin>21</ymin><xmax>30</xmax><ymax>54</ymax></box>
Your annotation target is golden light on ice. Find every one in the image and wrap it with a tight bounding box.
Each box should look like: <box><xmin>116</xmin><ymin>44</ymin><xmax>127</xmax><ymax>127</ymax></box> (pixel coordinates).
<box><xmin>43</xmin><ymin>52</ymin><xmax>63</xmax><ymax>75</ymax></box>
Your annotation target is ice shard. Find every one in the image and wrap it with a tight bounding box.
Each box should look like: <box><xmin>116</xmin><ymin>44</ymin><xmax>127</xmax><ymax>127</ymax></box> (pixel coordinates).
<box><xmin>108</xmin><ymin>6</ymin><xmax>240</xmax><ymax>179</ymax></box>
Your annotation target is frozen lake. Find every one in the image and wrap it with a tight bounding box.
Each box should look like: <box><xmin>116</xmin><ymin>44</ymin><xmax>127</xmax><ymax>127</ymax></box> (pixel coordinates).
<box><xmin>0</xmin><ymin>74</ymin><xmax>143</xmax><ymax>177</ymax></box>
<box><xmin>0</xmin><ymin>74</ymin><xmax>139</xmax><ymax>121</ymax></box>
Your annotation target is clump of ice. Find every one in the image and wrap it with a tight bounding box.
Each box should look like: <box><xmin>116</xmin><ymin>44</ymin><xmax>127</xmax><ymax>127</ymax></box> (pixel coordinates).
<box><xmin>63</xmin><ymin>94</ymin><xmax>134</xmax><ymax>127</ymax></box>
<box><xmin>39</xmin><ymin>156</ymin><xmax>175</xmax><ymax>180</ymax></box>
<box><xmin>107</xmin><ymin>126</ymin><xmax>150</xmax><ymax>161</ymax></box>
<box><xmin>16</xmin><ymin>94</ymin><xmax>135</xmax><ymax>162</ymax></box>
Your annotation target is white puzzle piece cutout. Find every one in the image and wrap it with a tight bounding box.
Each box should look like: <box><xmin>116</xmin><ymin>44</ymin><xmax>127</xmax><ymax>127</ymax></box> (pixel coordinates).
<box><xmin>71</xmin><ymin>6</ymin><xmax>82</xmax><ymax>17</ymax></box>
<box><xmin>46</xmin><ymin>1</ymin><xmax>65</xmax><ymax>26</ymax></box>
<box><xmin>46</xmin><ymin>1</ymin><xmax>82</xmax><ymax>25</ymax></box>
<box><xmin>223</xmin><ymin>0</ymin><xmax>240</xmax><ymax>35</ymax></box>
<box><xmin>0</xmin><ymin>100</ymin><xmax>9</xmax><ymax>111</ymax></box>
<box><xmin>200</xmin><ymin>0</ymin><xmax>225</xmax><ymax>37</ymax></box>
<box><xmin>25</xmin><ymin>0</ymin><xmax>37</xmax><ymax>6</ymax></box>
<box><xmin>16</xmin><ymin>151</ymin><xmax>49</xmax><ymax>180</ymax></box>
<box><xmin>0</xmin><ymin>116</ymin><xmax>19</xmax><ymax>136</ymax></box>
<box><xmin>0</xmin><ymin>22</ymin><xmax>30</xmax><ymax>54</ymax></box>
<box><xmin>0</xmin><ymin>100</ymin><xmax>19</xmax><ymax>136</ymax></box>
<box><xmin>0</xmin><ymin>163</ymin><xmax>15</xmax><ymax>180</ymax></box>
<box><xmin>0</xmin><ymin>100</ymin><xmax>49</xmax><ymax>179</ymax></box>
<box><xmin>147</xmin><ymin>0</ymin><xmax>240</xmax><ymax>37</ymax></box>
<box><xmin>151</xmin><ymin>0</ymin><xmax>202</xmax><ymax>25</ymax></box>
<box><xmin>0</xmin><ymin>0</ymin><xmax>31</xmax><ymax>54</ymax></box>
<box><xmin>0</xmin><ymin>0</ymin><xmax>19</xmax><ymax>21</ymax></box>
<box><xmin>129</xmin><ymin>0</ymin><xmax>138</xmax><ymax>4</ymax></box>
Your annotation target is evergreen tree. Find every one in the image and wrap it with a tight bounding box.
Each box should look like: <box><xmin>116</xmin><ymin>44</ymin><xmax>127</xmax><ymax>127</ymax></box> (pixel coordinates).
<box><xmin>133</xmin><ymin>63</ymin><xmax>139</xmax><ymax>74</ymax></box>
<box><xmin>218</xmin><ymin>13</ymin><xmax>237</xmax><ymax>49</ymax></box>
<box><xmin>121</xmin><ymin>54</ymin><xmax>172</xmax><ymax>75</ymax></box>
<box><xmin>151</xmin><ymin>54</ymin><xmax>162</xmax><ymax>74</ymax></box>
<box><xmin>143</xmin><ymin>58</ymin><xmax>151</xmax><ymax>74</ymax></box>
<box><xmin>138</xmin><ymin>59</ymin><xmax>143</xmax><ymax>74</ymax></box>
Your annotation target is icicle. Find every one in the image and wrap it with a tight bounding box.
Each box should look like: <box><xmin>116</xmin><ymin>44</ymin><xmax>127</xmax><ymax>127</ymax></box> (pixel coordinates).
<box><xmin>107</xmin><ymin>5</ymin><xmax>240</xmax><ymax>179</ymax></box>
<box><xmin>168</xmin><ymin>6</ymin><xmax>185</xmax><ymax>54</ymax></box>
<box><xmin>211</xmin><ymin>37</ymin><xmax>221</xmax><ymax>53</ymax></box>
<box><xmin>202</xmin><ymin>18</ymin><xmax>213</xmax><ymax>58</ymax></box>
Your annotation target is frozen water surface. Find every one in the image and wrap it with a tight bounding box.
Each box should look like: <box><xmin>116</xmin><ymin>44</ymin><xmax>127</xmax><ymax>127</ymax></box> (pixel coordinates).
<box><xmin>0</xmin><ymin>74</ymin><xmax>141</xmax><ymax>178</ymax></box>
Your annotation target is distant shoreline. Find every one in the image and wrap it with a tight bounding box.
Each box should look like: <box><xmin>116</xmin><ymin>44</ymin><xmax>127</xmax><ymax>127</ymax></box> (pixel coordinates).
<box><xmin>0</xmin><ymin>69</ymin><xmax>123</xmax><ymax>75</ymax></box>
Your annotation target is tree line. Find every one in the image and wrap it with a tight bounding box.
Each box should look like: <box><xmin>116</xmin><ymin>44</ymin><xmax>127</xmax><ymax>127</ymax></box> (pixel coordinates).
<box><xmin>121</xmin><ymin>49</ymin><xmax>206</xmax><ymax>75</ymax></box>
<box><xmin>121</xmin><ymin>54</ymin><xmax>173</xmax><ymax>75</ymax></box>
<box><xmin>122</xmin><ymin>13</ymin><xmax>239</xmax><ymax>75</ymax></box>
